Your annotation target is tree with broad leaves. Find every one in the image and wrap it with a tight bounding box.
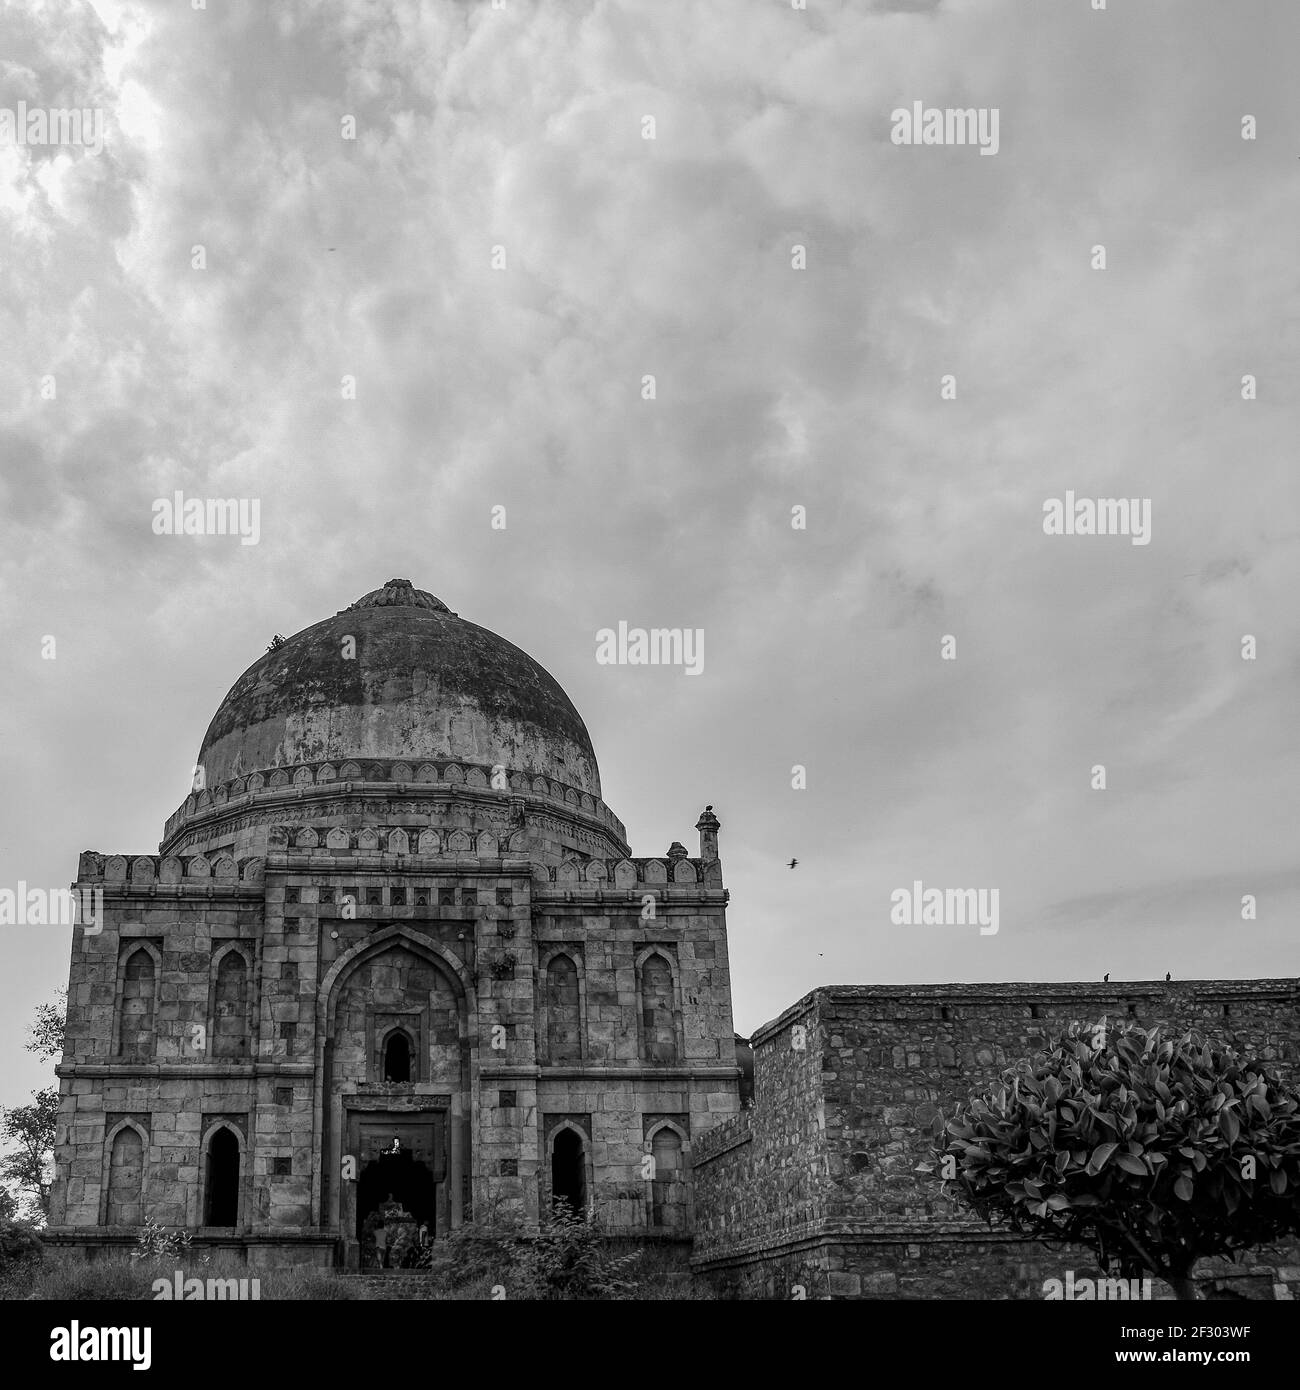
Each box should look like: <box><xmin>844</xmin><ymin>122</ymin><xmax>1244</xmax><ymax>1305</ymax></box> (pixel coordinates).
<box><xmin>931</xmin><ymin>1021</ymin><xmax>1300</xmax><ymax>1300</ymax></box>
<box><xmin>0</xmin><ymin>990</ymin><xmax>66</xmax><ymax>1222</ymax></box>
<box><xmin>0</xmin><ymin>1093</ymin><xmax>59</xmax><ymax>1221</ymax></box>
<box><xmin>25</xmin><ymin>996</ymin><xmax>67</xmax><ymax>1062</ymax></box>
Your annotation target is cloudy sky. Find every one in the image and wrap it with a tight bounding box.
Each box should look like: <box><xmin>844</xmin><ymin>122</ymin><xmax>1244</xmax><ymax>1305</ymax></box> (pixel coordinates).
<box><xmin>2</xmin><ymin>0</ymin><xmax>1298</xmax><ymax>1102</ymax></box>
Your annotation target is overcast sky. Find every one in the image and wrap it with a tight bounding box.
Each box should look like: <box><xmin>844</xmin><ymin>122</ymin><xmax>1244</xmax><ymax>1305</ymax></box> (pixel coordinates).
<box><xmin>2</xmin><ymin>0</ymin><xmax>1298</xmax><ymax>1103</ymax></box>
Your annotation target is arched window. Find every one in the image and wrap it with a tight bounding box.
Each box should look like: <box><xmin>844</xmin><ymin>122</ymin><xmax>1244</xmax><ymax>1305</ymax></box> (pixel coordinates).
<box><xmin>650</xmin><ymin>1128</ymin><xmax>687</xmax><ymax>1231</ymax></box>
<box><xmin>117</xmin><ymin>948</ymin><xmax>156</xmax><ymax>1058</ymax></box>
<box><xmin>105</xmin><ymin>1127</ymin><xmax>144</xmax><ymax>1226</ymax></box>
<box><xmin>639</xmin><ymin>953</ymin><xmax>678</xmax><ymax>1063</ymax></box>
<box><xmin>383</xmin><ymin>1031</ymin><xmax>412</xmax><ymax>1083</ymax></box>
<box><xmin>546</xmin><ymin>954</ymin><xmax>581</xmax><ymax>1061</ymax></box>
<box><xmin>212</xmin><ymin>951</ymin><xmax>249</xmax><ymax>1059</ymax></box>
<box><xmin>551</xmin><ymin>1127</ymin><xmax>587</xmax><ymax>1217</ymax></box>
<box><xmin>204</xmin><ymin>1127</ymin><xmax>240</xmax><ymax>1226</ymax></box>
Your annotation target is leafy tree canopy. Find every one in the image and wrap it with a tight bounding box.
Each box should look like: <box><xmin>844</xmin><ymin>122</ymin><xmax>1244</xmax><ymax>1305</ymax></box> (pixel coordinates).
<box><xmin>933</xmin><ymin>1022</ymin><xmax>1300</xmax><ymax>1298</ymax></box>
<box><xmin>0</xmin><ymin>989</ymin><xmax>67</xmax><ymax>1221</ymax></box>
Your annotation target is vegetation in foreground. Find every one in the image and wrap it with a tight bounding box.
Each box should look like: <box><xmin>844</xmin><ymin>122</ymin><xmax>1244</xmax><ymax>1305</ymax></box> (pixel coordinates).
<box><xmin>3</xmin><ymin>1204</ymin><xmax>716</xmax><ymax>1301</ymax></box>
<box><xmin>935</xmin><ymin>1021</ymin><xmax>1300</xmax><ymax>1300</ymax></box>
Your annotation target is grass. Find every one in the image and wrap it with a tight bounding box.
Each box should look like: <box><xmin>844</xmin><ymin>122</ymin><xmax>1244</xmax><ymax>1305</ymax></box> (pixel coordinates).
<box><xmin>22</xmin><ymin>1250</ymin><xmax>362</xmax><ymax>1301</ymax></box>
<box><xmin>15</xmin><ymin>1249</ymin><xmax>720</xmax><ymax>1300</ymax></box>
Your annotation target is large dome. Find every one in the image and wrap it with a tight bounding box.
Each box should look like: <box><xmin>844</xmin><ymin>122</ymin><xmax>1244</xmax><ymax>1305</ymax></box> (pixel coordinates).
<box><xmin>194</xmin><ymin>579</ymin><xmax>602</xmax><ymax>796</ymax></box>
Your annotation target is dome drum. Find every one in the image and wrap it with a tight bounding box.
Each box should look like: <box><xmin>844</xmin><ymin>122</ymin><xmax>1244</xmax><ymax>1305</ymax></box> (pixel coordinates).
<box><xmin>159</xmin><ymin>754</ymin><xmax>629</xmax><ymax>858</ymax></box>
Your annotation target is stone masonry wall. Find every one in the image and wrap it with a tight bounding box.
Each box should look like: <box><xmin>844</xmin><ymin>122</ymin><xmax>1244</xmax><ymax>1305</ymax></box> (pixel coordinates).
<box><xmin>693</xmin><ymin>993</ymin><xmax>826</xmax><ymax>1256</ymax></box>
<box><xmin>817</xmin><ymin>982</ymin><xmax>1298</xmax><ymax>1228</ymax></box>
<box><xmin>50</xmin><ymin>878</ymin><xmax>265</xmax><ymax>1232</ymax></box>
<box><xmin>694</xmin><ymin>979</ymin><xmax>1300</xmax><ymax>1299</ymax></box>
<box><xmin>50</xmin><ymin>814</ymin><xmax>739</xmax><ymax>1258</ymax></box>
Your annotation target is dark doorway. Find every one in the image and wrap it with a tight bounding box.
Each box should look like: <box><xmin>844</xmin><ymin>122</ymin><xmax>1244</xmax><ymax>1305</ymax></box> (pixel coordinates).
<box><xmin>204</xmin><ymin>1127</ymin><xmax>240</xmax><ymax>1226</ymax></box>
<box><xmin>383</xmin><ymin>1032</ymin><xmax>412</xmax><ymax>1082</ymax></box>
<box><xmin>551</xmin><ymin>1128</ymin><xmax>587</xmax><ymax>1216</ymax></box>
<box><xmin>356</xmin><ymin>1144</ymin><xmax>436</xmax><ymax>1250</ymax></box>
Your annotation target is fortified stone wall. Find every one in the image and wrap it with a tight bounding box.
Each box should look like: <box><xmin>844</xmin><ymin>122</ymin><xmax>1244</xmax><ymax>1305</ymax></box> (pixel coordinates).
<box><xmin>693</xmin><ymin>996</ymin><xmax>827</xmax><ymax>1254</ymax></box>
<box><xmin>694</xmin><ymin>980</ymin><xmax>1300</xmax><ymax>1299</ymax></box>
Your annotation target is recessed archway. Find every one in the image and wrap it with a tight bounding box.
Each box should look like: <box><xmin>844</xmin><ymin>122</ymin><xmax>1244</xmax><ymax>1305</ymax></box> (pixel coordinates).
<box><xmin>382</xmin><ymin>1030</ymin><xmax>412</xmax><ymax>1083</ymax></box>
<box><xmin>648</xmin><ymin>1125</ymin><xmax>689</xmax><ymax>1231</ymax></box>
<box><xmin>316</xmin><ymin>927</ymin><xmax>475</xmax><ymax>1264</ymax></box>
<box><xmin>204</xmin><ymin>1126</ymin><xmax>241</xmax><ymax>1227</ymax></box>
<box><xmin>103</xmin><ymin>1123</ymin><xmax>146</xmax><ymax>1226</ymax></box>
<box><xmin>551</xmin><ymin>1126</ymin><xmax>587</xmax><ymax>1217</ymax></box>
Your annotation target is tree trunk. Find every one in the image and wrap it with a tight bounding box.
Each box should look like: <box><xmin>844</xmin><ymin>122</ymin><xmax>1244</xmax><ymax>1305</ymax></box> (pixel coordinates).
<box><xmin>1168</xmin><ymin>1268</ymin><xmax>1198</xmax><ymax>1301</ymax></box>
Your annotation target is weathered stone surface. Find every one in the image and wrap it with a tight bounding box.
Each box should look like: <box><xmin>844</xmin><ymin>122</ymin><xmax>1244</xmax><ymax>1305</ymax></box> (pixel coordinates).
<box><xmin>47</xmin><ymin>584</ymin><xmax>739</xmax><ymax>1267</ymax></box>
<box><xmin>692</xmin><ymin>982</ymin><xmax>1300</xmax><ymax>1298</ymax></box>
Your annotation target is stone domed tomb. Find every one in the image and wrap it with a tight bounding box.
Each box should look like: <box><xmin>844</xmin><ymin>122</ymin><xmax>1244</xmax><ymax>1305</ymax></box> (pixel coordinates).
<box><xmin>48</xmin><ymin>581</ymin><xmax>738</xmax><ymax>1268</ymax></box>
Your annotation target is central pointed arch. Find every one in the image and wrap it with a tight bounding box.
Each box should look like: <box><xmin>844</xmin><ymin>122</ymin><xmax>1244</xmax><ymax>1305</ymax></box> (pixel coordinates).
<box><xmin>318</xmin><ymin>927</ymin><xmax>475</xmax><ymax>1022</ymax></box>
<box><xmin>312</xmin><ymin>925</ymin><xmax>477</xmax><ymax>1261</ymax></box>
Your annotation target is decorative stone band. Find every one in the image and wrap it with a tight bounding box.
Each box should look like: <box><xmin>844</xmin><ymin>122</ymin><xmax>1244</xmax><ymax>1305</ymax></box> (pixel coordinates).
<box><xmin>76</xmin><ymin>850</ymin><xmax>264</xmax><ymax>885</ymax></box>
<box><xmin>74</xmin><ymin>842</ymin><xmax>720</xmax><ymax>888</ymax></box>
<box><xmin>532</xmin><ymin>855</ymin><xmax>721</xmax><ymax>886</ymax></box>
<box><xmin>266</xmin><ymin>836</ymin><xmax>712</xmax><ymax>888</ymax></box>
<box><xmin>162</xmin><ymin>756</ymin><xmax>626</xmax><ymax>844</ymax></box>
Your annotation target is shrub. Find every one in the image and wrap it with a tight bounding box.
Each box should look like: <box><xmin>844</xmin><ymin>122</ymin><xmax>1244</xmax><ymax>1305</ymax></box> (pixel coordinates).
<box><xmin>129</xmin><ymin>1217</ymin><xmax>200</xmax><ymax>1266</ymax></box>
<box><xmin>935</xmin><ymin>1022</ymin><xmax>1300</xmax><ymax>1300</ymax></box>
<box><xmin>513</xmin><ymin>1199</ymin><xmax>642</xmax><ymax>1300</ymax></box>
<box><xmin>413</xmin><ymin>1199</ymin><xmax>642</xmax><ymax>1298</ymax></box>
<box><xmin>419</xmin><ymin>1198</ymin><xmax>526</xmax><ymax>1288</ymax></box>
<box><xmin>0</xmin><ymin>1219</ymin><xmax>43</xmax><ymax>1300</ymax></box>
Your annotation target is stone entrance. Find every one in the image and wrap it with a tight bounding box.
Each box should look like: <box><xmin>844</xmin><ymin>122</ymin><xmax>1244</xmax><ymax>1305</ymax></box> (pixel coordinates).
<box><xmin>357</xmin><ymin>1123</ymin><xmax>440</xmax><ymax>1234</ymax></box>
<box><xmin>344</xmin><ymin>1114</ymin><xmax>446</xmax><ymax>1268</ymax></box>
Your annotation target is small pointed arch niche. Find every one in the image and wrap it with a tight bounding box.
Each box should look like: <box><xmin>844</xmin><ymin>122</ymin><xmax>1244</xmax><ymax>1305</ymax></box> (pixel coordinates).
<box><xmin>380</xmin><ymin>1025</ymin><xmax>417</xmax><ymax>1083</ymax></box>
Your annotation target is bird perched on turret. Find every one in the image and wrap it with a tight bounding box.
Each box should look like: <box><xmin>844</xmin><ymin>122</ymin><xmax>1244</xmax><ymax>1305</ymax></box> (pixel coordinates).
<box><xmin>1103</xmin><ymin>973</ymin><xmax>1109</xmax><ymax>982</ymax></box>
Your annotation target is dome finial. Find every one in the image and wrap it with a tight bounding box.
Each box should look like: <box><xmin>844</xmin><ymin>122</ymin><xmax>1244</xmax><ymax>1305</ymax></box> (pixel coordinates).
<box><xmin>346</xmin><ymin>581</ymin><xmax>454</xmax><ymax>615</ymax></box>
